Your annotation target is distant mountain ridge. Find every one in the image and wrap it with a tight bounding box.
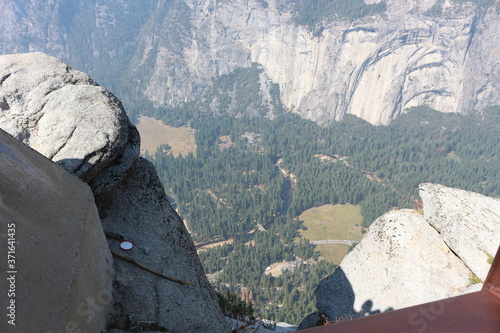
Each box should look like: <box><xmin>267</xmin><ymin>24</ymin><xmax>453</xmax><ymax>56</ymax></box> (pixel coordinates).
<box><xmin>0</xmin><ymin>0</ymin><xmax>498</xmax><ymax>124</ymax></box>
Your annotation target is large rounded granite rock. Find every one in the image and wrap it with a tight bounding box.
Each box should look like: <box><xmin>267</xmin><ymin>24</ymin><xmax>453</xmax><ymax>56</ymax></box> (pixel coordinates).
<box><xmin>0</xmin><ymin>52</ymin><xmax>139</xmax><ymax>194</ymax></box>
<box><xmin>310</xmin><ymin>209</ymin><xmax>472</xmax><ymax>326</ymax></box>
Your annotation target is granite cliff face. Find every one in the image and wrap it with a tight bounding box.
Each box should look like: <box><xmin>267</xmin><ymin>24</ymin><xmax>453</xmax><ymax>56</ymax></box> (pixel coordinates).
<box><xmin>1</xmin><ymin>0</ymin><xmax>498</xmax><ymax>125</ymax></box>
<box><xmin>176</xmin><ymin>0</ymin><xmax>500</xmax><ymax>124</ymax></box>
<box><xmin>0</xmin><ymin>52</ymin><xmax>227</xmax><ymax>333</ymax></box>
<box><xmin>299</xmin><ymin>183</ymin><xmax>500</xmax><ymax>328</ymax></box>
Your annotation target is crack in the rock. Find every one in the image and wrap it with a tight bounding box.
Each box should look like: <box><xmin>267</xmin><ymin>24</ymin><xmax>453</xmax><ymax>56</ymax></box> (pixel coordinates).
<box><xmin>49</xmin><ymin>126</ymin><xmax>78</xmax><ymax>160</ymax></box>
<box><xmin>0</xmin><ymin>73</ymin><xmax>12</xmax><ymax>86</ymax></box>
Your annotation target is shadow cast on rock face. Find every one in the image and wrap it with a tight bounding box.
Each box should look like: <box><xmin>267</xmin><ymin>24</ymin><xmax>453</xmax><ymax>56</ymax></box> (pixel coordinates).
<box><xmin>57</xmin><ymin>125</ymin><xmax>140</xmax><ymax>196</ymax></box>
<box><xmin>57</xmin><ymin>158</ymin><xmax>94</xmax><ymax>180</ymax></box>
<box><xmin>57</xmin><ymin>153</ymin><xmax>136</xmax><ymax>196</ymax></box>
<box><xmin>298</xmin><ymin>267</ymin><xmax>393</xmax><ymax>330</ymax></box>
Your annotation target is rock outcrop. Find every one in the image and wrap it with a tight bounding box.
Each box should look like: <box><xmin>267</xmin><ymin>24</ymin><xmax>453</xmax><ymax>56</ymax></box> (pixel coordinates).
<box><xmin>0</xmin><ymin>52</ymin><xmax>140</xmax><ymax>195</ymax></box>
<box><xmin>0</xmin><ymin>52</ymin><xmax>227</xmax><ymax>332</ymax></box>
<box><xmin>300</xmin><ymin>183</ymin><xmax>500</xmax><ymax>328</ymax></box>
<box><xmin>2</xmin><ymin>0</ymin><xmax>498</xmax><ymax>125</ymax></box>
<box><xmin>0</xmin><ymin>128</ymin><xmax>113</xmax><ymax>333</ymax></box>
<box><xmin>420</xmin><ymin>183</ymin><xmax>500</xmax><ymax>281</ymax></box>
<box><xmin>96</xmin><ymin>158</ymin><xmax>228</xmax><ymax>333</ymax></box>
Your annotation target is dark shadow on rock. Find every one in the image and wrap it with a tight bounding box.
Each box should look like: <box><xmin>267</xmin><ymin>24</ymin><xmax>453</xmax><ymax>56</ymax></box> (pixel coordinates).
<box><xmin>56</xmin><ymin>158</ymin><xmax>93</xmax><ymax>180</ymax></box>
<box><xmin>298</xmin><ymin>267</ymin><xmax>393</xmax><ymax>330</ymax></box>
<box><xmin>56</xmin><ymin>121</ymin><xmax>140</xmax><ymax>196</ymax></box>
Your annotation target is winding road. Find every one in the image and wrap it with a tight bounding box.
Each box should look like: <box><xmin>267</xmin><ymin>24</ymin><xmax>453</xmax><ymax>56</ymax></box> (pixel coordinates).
<box><xmin>310</xmin><ymin>239</ymin><xmax>359</xmax><ymax>246</ymax></box>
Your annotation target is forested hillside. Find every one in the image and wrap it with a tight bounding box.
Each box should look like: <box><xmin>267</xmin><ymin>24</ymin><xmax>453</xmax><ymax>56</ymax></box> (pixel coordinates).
<box><xmin>146</xmin><ymin>105</ymin><xmax>500</xmax><ymax>323</ymax></box>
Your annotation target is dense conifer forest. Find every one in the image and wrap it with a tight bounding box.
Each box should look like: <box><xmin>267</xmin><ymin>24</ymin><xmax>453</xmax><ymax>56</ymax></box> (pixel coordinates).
<box><xmin>145</xmin><ymin>105</ymin><xmax>500</xmax><ymax>324</ymax></box>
